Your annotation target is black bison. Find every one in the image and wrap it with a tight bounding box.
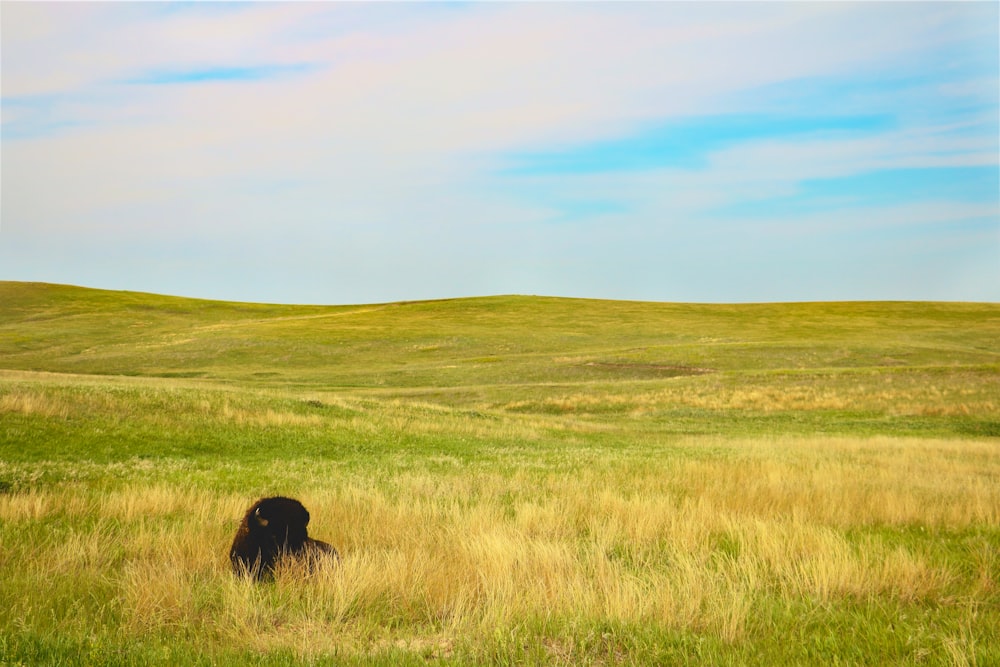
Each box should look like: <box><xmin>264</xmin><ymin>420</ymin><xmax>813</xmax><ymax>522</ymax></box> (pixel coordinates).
<box><xmin>229</xmin><ymin>496</ymin><xmax>339</xmax><ymax>579</ymax></box>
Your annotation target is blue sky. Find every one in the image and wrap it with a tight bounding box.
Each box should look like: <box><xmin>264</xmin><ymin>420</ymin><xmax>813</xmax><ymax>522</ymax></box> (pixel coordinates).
<box><xmin>2</xmin><ymin>2</ymin><xmax>997</xmax><ymax>304</ymax></box>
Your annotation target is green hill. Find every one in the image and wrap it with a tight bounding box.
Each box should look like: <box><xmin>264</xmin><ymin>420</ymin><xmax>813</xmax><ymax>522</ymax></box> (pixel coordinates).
<box><xmin>1</xmin><ymin>282</ymin><xmax>998</xmax><ymax>665</ymax></box>
<box><xmin>2</xmin><ymin>281</ymin><xmax>997</xmax><ymax>440</ymax></box>
<box><xmin>2</xmin><ymin>281</ymin><xmax>996</xmax><ymax>381</ymax></box>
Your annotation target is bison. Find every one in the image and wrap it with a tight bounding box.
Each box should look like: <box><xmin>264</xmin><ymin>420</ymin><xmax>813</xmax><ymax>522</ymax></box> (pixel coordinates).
<box><xmin>229</xmin><ymin>496</ymin><xmax>339</xmax><ymax>580</ymax></box>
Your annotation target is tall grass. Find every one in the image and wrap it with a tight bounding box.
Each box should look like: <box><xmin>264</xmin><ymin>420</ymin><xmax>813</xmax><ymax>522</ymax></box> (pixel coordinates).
<box><xmin>2</xmin><ymin>436</ymin><xmax>997</xmax><ymax>664</ymax></box>
<box><xmin>1</xmin><ymin>284</ymin><xmax>998</xmax><ymax>663</ymax></box>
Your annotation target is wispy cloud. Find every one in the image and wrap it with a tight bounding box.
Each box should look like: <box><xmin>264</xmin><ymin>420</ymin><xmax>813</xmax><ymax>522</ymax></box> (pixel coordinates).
<box><xmin>502</xmin><ymin>114</ymin><xmax>898</xmax><ymax>175</ymax></box>
<box><xmin>1</xmin><ymin>2</ymin><xmax>997</xmax><ymax>303</ymax></box>
<box><xmin>123</xmin><ymin>63</ymin><xmax>319</xmax><ymax>86</ymax></box>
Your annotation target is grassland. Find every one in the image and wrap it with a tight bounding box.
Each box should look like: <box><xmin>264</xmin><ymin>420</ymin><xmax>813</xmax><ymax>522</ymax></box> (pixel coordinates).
<box><xmin>0</xmin><ymin>281</ymin><xmax>997</xmax><ymax>665</ymax></box>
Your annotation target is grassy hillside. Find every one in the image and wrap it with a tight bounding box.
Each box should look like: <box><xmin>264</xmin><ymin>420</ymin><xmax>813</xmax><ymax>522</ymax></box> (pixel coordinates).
<box><xmin>1</xmin><ymin>282</ymin><xmax>998</xmax><ymax>665</ymax></box>
<box><xmin>4</xmin><ymin>283</ymin><xmax>997</xmax><ymax>386</ymax></box>
<box><xmin>2</xmin><ymin>281</ymin><xmax>997</xmax><ymax>440</ymax></box>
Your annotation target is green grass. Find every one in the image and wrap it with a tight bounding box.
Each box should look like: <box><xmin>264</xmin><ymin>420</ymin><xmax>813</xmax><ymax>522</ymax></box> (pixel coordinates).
<box><xmin>1</xmin><ymin>281</ymin><xmax>998</xmax><ymax>665</ymax></box>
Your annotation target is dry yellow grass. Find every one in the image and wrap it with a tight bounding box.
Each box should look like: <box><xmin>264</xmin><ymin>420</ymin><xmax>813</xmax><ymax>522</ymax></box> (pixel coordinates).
<box><xmin>3</xmin><ymin>435</ymin><xmax>995</xmax><ymax>662</ymax></box>
<box><xmin>505</xmin><ymin>373</ymin><xmax>998</xmax><ymax>417</ymax></box>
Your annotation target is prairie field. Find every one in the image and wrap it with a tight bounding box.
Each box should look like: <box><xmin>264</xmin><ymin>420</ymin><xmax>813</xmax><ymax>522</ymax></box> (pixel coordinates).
<box><xmin>0</xmin><ymin>282</ymin><xmax>998</xmax><ymax>665</ymax></box>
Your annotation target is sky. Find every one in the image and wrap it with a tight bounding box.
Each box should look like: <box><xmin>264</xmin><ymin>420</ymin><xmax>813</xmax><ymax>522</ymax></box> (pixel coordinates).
<box><xmin>2</xmin><ymin>1</ymin><xmax>998</xmax><ymax>305</ymax></box>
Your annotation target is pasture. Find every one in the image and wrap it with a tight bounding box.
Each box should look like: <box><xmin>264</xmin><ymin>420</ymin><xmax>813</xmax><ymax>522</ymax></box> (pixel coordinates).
<box><xmin>1</xmin><ymin>282</ymin><xmax>998</xmax><ymax>665</ymax></box>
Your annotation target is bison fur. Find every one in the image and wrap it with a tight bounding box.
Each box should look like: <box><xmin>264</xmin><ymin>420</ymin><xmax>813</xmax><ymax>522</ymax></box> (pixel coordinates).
<box><xmin>230</xmin><ymin>496</ymin><xmax>339</xmax><ymax>579</ymax></box>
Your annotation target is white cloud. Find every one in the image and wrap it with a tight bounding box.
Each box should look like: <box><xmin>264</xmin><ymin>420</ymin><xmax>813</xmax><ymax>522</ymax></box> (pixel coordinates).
<box><xmin>1</xmin><ymin>2</ymin><xmax>996</xmax><ymax>303</ymax></box>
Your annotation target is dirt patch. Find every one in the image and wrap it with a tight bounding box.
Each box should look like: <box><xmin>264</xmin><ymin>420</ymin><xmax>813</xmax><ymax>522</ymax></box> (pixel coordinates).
<box><xmin>584</xmin><ymin>362</ymin><xmax>713</xmax><ymax>377</ymax></box>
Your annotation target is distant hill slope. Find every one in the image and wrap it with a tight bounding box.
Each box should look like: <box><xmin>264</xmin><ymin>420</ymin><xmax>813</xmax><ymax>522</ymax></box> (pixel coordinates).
<box><xmin>1</xmin><ymin>281</ymin><xmax>997</xmax><ymax>391</ymax></box>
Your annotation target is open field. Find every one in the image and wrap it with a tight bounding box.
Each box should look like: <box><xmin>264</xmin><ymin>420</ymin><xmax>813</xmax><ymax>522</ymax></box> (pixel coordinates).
<box><xmin>1</xmin><ymin>282</ymin><xmax>998</xmax><ymax>664</ymax></box>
